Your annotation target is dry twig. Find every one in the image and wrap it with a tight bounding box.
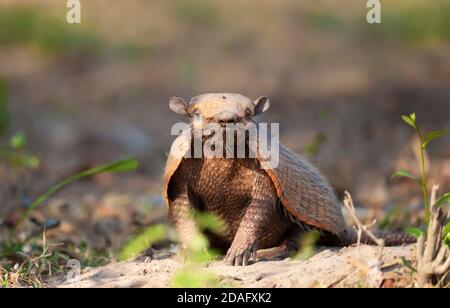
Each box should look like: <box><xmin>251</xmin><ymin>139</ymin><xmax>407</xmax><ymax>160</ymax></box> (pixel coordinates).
<box><xmin>416</xmin><ymin>185</ymin><xmax>450</xmax><ymax>287</ymax></box>
<box><xmin>343</xmin><ymin>191</ymin><xmax>385</xmax><ymax>261</ymax></box>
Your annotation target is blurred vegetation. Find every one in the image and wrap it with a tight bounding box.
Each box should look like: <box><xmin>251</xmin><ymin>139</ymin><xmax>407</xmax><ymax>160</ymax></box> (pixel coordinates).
<box><xmin>296</xmin><ymin>1</ymin><xmax>450</xmax><ymax>45</ymax></box>
<box><xmin>300</xmin><ymin>10</ymin><xmax>346</xmax><ymax>33</ymax></box>
<box><xmin>0</xmin><ymin>79</ymin><xmax>8</xmax><ymax>137</ymax></box>
<box><xmin>172</xmin><ymin>0</ymin><xmax>220</xmax><ymax>28</ymax></box>
<box><xmin>378</xmin><ymin>207</ymin><xmax>412</xmax><ymax>231</ymax></box>
<box><xmin>360</xmin><ymin>2</ymin><xmax>450</xmax><ymax>44</ymax></box>
<box><xmin>304</xmin><ymin>132</ymin><xmax>326</xmax><ymax>157</ymax></box>
<box><xmin>294</xmin><ymin>230</ymin><xmax>320</xmax><ymax>260</ymax></box>
<box><xmin>0</xmin><ymin>132</ymin><xmax>39</xmax><ymax>170</ymax></box>
<box><xmin>172</xmin><ymin>267</ymin><xmax>221</xmax><ymax>288</ymax></box>
<box><xmin>0</xmin><ymin>6</ymin><xmax>102</xmax><ymax>55</ymax></box>
<box><xmin>171</xmin><ymin>213</ymin><xmax>223</xmax><ymax>287</ymax></box>
<box><xmin>11</xmin><ymin>158</ymin><xmax>139</xmax><ymax>237</ymax></box>
<box><xmin>119</xmin><ymin>224</ymin><xmax>168</xmax><ymax>260</ymax></box>
<box><xmin>117</xmin><ymin>211</ymin><xmax>223</xmax><ymax>287</ymax></box>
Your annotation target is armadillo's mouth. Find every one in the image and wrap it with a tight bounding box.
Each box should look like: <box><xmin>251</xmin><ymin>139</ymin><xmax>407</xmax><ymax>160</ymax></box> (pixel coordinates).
<box><xmin>192</xmin><ymin>123</ymin><xmax>250</xmax><ymax>153</ymax></box>
<box><xmin>219</xmin><ymin>122</ymin><xmax>231</xmax><ymax>128</ymax></box>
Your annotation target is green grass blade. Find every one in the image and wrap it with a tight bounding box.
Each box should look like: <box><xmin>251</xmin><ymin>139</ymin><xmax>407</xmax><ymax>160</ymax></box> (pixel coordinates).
<box><xmin>390</xmin><ymin>169</ymin><xmax>419</xmax><ymax>181</ymax></box>
<box><xmin>12</xmin><ymin>158</ymin><xmax>139</xmax><ymax>234</ymax></box>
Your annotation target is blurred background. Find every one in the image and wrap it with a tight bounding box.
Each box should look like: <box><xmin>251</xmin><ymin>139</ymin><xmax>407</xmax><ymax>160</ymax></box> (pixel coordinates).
<box><xmin>0</xmin><ymin>0</ymin><xmax>449</xmax><ymax>265</ymax></box>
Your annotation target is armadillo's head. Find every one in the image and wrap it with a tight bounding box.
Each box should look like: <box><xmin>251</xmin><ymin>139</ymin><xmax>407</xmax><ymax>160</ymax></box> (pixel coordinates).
<box><xmin>168</xmin><ymin>93</ymin><xmax>270</xmax><ymax>128</ymax></box>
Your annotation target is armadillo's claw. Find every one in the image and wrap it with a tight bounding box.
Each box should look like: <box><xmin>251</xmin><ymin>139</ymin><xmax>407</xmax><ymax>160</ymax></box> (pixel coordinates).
<box><xmin>224</xmin><ymin>242</ymin><xmax>258</xmax><ymax>266</ymax></box>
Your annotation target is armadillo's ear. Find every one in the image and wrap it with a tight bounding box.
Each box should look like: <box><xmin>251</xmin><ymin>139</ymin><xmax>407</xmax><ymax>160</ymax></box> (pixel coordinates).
<box><xmin>169</xmin><ymin>96</ymin><xmax>188</xmax><ymax>115</ymax></box>
<box><xmin>253</xmin><ymin>96</ymin><xmax>270</xmax><ymax>115</ymax></box>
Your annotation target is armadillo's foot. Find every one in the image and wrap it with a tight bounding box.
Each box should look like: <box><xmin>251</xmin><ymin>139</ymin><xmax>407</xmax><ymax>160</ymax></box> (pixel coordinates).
<box><xmin>224</xmin><ymin>241</ymin><xmax>258</xmax><ymax>266</ymax></box>
<box><xmin>256</xmin><ymin>245</ymin><xmax>289</xmax><ymax>261</ymax></box>
<box><xmin>256</xmin><ymin>237</ymin><xmax>299</xmax><ymax>261</ymax></box>
<box><xmin>225</xmin><ymin>238</ymin><xmax>297</xmax><ymax>265</ymax></box>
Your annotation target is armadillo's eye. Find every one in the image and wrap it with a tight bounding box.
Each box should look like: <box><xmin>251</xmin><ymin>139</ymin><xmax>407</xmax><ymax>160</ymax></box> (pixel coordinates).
<box><xmin>193</xmin><ymin>111</ymin><xmax>202</xmax><ymax>121</ymax></box>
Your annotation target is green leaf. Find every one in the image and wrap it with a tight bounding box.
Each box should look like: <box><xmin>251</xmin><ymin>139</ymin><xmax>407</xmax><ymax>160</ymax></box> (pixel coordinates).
<box><xmin>390</xmin><ymin>169</ymin><xmax>419</xmax><ymax>181</ymax></box>
<box><xmin>405</xmin><ymin>227</ymin><xmax>423</xmax><ymax>239</ymax></box>
<box><xmin>11</xmin><ymin>158</ymin><xmax>139</xmax><ymax>234</ymax></box>
<box><xmin>409</xmin><ymin>113</ymin><xmax>416</xmax><ymax>123</ymax></box>
<box><xmin>402</xmin><ymin>114</ymin><xmax>416</xmax><ymax>130</ymax></box>
<box><xmin>295</xmin><ymin>230</ymin><xmax>321</xmax><ymax>260</ymax></box>
<box><xmin>172</xmin><ymin>267</ymin><xmax>220</xmax><ymax>288</ymax></box>
<box><xmin>445</xmin><ymin>222</ymin><xmax>450</xmax><ymax>249</ymax></box>
<box><xmin>435</xmin><ymin>192</ymin><xmax>450</xmax><ymax>208</ymax></box>
<box><xmin>10</xmin><ymin>132</ymin><xmax>26</xmax><ymax>150</ymax></box>
<box><xmin>118</xmin><ymin>224</ymin><xmax>168</xmax><ymax>260</ymax></box>
<box><xmin>194</xmin><ymin>212</ymin><xmax>225</xmax><ymax>235</ymax></box>
<box><xmin>423</xmin><ymin>130</ymin><xmax>446</xmax><ymax>147</ymax></box>
<box><xmin>444</xmin><ymin>222</ymin><xmax>450</xmax><ymax>236</ymax></box>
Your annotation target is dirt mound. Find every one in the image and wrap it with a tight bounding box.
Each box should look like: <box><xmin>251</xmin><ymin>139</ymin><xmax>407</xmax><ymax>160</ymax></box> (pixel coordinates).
<box><xmin>53</xmin><ymin>245</ymin><xmax>416</xmax><ymax>288</ymax></box>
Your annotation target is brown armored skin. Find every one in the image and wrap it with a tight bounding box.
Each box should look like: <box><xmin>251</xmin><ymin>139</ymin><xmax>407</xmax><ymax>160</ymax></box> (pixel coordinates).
<box><xmin>163</xmin><ymin>93</ymin><xmax>415</xmax><ymax>266</ymax></box>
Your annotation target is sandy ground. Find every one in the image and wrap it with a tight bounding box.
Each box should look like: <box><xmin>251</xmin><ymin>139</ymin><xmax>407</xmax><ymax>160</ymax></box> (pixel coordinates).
<box><xmin>53</xmin><ymin>244</ymin><xmax>416</xmax><ymax>288</ymax></box>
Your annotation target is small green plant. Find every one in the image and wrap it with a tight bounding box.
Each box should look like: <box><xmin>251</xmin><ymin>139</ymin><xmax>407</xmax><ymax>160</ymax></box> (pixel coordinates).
<box><xmin>170</xmin><ymin>212</ymin><xmax>224</xmax><ymax>287</ymax></box>
<box><xmin>187</xmin><ymin>212</ymin><xmax>223</xmax><ymax>263</ymax></box>
<box><xmin>0</xmin><ymin>132</ymin><xmax>39</xmax><ymax>228</ymax></box>
<box><xmin>0</xmin><ymin>231</ymin><xmax>68</xmax><ymax>288</ymax></box>
<box><xmin>0</xmin><ymin>132</ymin><xmax>40</xmax><ymax>170</ymax></box>
<box><xmin>391</xmin><ymin>113</ymin><xmax>449</xmax><ymax>239</ymax></box>
<box><xmin>118</xmin><ymin>212</ymin><xmax>223</xmax><ymax>290</ymax></box>
<box><xmin>294</xmin><ymin>230</ymin><xmax>320</xmax><ymax>260</ymax></box>
<box><xmin>118</xmin><ymin>224</ymin><xmax>169</xmax><ymax>260</ymax></box>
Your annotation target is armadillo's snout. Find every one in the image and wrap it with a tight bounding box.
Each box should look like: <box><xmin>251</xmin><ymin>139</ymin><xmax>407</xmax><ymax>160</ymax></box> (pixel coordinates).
<box><xmin>215</xmin><ymin>111</ymin><xmax>238</xmax><ymax>124</ymax></box>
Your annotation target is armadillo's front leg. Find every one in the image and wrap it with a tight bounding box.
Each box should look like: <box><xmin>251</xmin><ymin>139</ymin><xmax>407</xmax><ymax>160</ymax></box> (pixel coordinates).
<box><xmin>169</xmin><ymin>189</ymin><xmax>200</xmax><ymax>257</ymax></box>
<box><xmin>224</xmin><ymin>195</ymin><xmax>277</xmax><ymax>266</ymax></box>
<box><xmin>225</xmin><ymin>168</ymin><xmax>284</xmax><ymax>266</ymax></box>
